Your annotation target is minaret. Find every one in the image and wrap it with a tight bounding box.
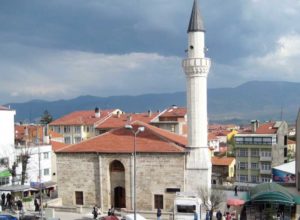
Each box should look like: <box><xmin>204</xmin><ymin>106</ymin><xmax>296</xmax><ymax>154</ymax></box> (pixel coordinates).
<box><xmin>182</xmin><ymin>0</ymin><xmax>211</xmax><ymax>193</ymax></box>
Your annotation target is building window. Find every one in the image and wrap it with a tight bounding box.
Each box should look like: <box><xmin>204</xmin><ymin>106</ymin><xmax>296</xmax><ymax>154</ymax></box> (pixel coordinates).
<box><xmin>238</xmin><ymin>149</ymin><xmax>248</xmax><ymax>157</ymax></box>
<box><xmin>74</xmin><ymin>137</ymin><xmax>82</xmax><ymax>143</ymax></box>
<box><xmin>0</xmin><ymin>177</ymin><xmax>9</xmax><ymax>186</ymax></box>
<box><xmin>0</xmin><ymin>157</ymin><xmax>9</xmax><ymax>167</ymax></box>
<box><xmin>154</xmin><ymin>194</ymin><xmax>163</xmax><ymax>209</ymax></box>
<box><xmin>43</xmin><ymin>152</ymin><xmax>49</xmax><ymax>159</ymax></box>
<box><xmin>251</xmin><ymin>163</ymin><xmax>258</xmax><ymax>170</ymax></box>
<box><xmin>44</xmin><ymin>168</ymin><xmax>50</xmax><ymax>176</ymax></box>
<box><xmin>64</xmin><ymin>126</ymin><xmax>71</xmax><ymax>133</ymax></box>
<box><xmin>239</xmin><ymin>162</ymin><xmax>248</xmax><ymax>170</ymax></box>
<box><xmin>75</xmin><ymin>191</ymin><xmax>84</xmax><ymax>205</ymax></box>
<box><xmin>239</xmin><ymin>175</ymin><xmax>248</xmax><ymax>182</ymax></box>
<box><xmin>74</xmin><ymin>126</ymin><xmax>81</xmax><ymax>133</ymax></box>
<box><xmin>64</xmin><ymin>137</ymin><xmax>71</xmax><ymax>144</ymax></box>
<box><xmin>253</xmin><ymin>137</ymin><xmax>262</xmax><ymax>144</ymax></box>
<box><xmin>284</xmin><ymin>135</ymin><xmax>288</xmax><ymax>145</ymax></box>
<box><xmin>251</xmin><ymin>175</ymin><xmax>258</xmax><ymax>183</ymax></box>
<box><xmin>244</xmin><ymin>137</ymin><xmax>252</xmax><ymax>144</ymax></box>
<box><xmin>262</xmin><ymin>137</ymin><xmax>272</xmax><ymax>144</ymax></box>
<box><xmin>261</xmin><ymin>151</ymin><xmax>271</xmax><ymax>157</ymax></box>
<box><xmin>261</xmin><ymin>163</ymin><xmax>271</xmax><ymax>170</ymax></box>
<box><xmin>251</xmin><ymin>149</ymin><xmax>259</xmax><ymax>157</ymax></box>
<box><xmin>284</xmin><ymin>148</ymin><xmax>288</xmax><ymax>157</ymax></box>
<box><xmin>261</xmin><ymin>177</ymin><xmax>270</xmax><ymax>182</ymax></box>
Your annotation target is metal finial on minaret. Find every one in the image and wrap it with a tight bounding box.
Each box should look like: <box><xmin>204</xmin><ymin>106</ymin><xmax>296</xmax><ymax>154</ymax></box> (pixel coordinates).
<box><xmin>182</xmin><ymin>0</ymin><xmax>212</xmax><ymax>193</ymax></box>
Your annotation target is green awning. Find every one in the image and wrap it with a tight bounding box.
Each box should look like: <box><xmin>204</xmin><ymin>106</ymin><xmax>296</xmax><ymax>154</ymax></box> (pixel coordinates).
<box><xmin>0</xmin><ymin>170</ymin><xmax>11</xmax><ymax>178</ymax></box>
<box><xmin>293</xmin><ymin>196</ymin><xmax>300</xmax><ymax>205</ymax></box>
<box><xmin>249</xmin><ymin>183</ymin><xmax>295</xmax><ymax>205</ymax></box>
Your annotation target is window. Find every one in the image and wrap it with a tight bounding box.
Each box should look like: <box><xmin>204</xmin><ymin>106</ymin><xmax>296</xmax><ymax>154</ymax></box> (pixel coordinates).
<box><xmin>64</xmin><ymin>126</ymin><xmax>71</xmax><ymax>133</ymax></box>
<box><xmin>235</xmin><ymin>137</ymin><xmax>243</xmax><ymax>144</ymax></box>
<box><xmin>74</xmin><ymin>137</ymin><xmax>82</xmax><ymax>143</ymax></box>
<box><xmin>261</xmin><ymin>151</ymin><xmax>271</xmax><ymax>157</ymax></box>
<box><xmin>75</xmin><ymin>191</ymin><xmax>84</xmax><ymax>205</ymax></box>
<box><xmin>43</xmin><ymin>152</ymin><xmax>49</xmax><ymax>159</ymax></box>
<box><xmin>154</xmin><ymin>194</ymin><xmax>163</xmax><ymax>209</ymax></box>
<box><xmin>284</xmin><ymin>135</ymin><xmax>288</xmax><ymax>145</ymax></box>
<box><xmin>74</xmin><ymin>126</ymin><xmax>81</xmax><ymax>133</ymax></box>
<box><xmin>261</xmin><ymin>177</ymin><xmax>270</xmax><ymax>182</ymax></box>
<box><xmin>177</xmin><ymin>205</ymin><xmax>196</xmax><ymax>213</ymax></box>
<box><xmin>244</xmin><ymin>137</ymin><xmax>252</xmax><ymax>144</ymax></box>
<box><xmin>262</xmin><ymin>137</ymin><xmax>272</xmax><ymax>144</ymax></box>
<box><xmin>251</xmin><ymin>149</ymin><xmax>259</xmax><ymax>157</ymax></box>
<box><xmin>253</xmin><ymin>137</ymin><xmax>262</xmax><ymax>144</ymax></box>
<box><xmin>261</xmin><ymin>163</ymin><xmax>271</xmax><ymax>170</ymax></box>
<box><xmin>239</xmin><ymin>175</ymin><xmax>248</xmax><ymax>182</ymax></box>
<box><xmin>0</xmin><ymin>177</ymin><xmax>9</xmax><ymax>186</ymax></box>
<box><xmin>239</xmin><ymin>162</ymin><xmax>248</xmax><ymax>170</ymax></box>
<box><xmin>44</xmin><ymin>168</ymin><xmax>50</xmax><ymax>176</ymax></box>
<box><xmin>0</xmin><ymin>157</ymin><xmax>9</xmax><ymax>166</ymax></box>
<box><xmin>64</xmin><ymin>137</ymin><xmax>71</xmax><ymax>144</ymax></box>
<box><xmin>251</xmin><ymin>175</ymin><xmax>258</xmax><ymax>183</ymax></box>
<box><xmin>238</xmin><ymin>149</ymin><xmax>248</xmax><ymax>157</ymax></box>
<box><xmin>284</xmin><ymin>148</ymin><xmax>287</xmax><ymax>157</ymax></box>
<box><xmin>251</xmin><ymin>163</ymin><xmax>258</xmax><ymax>170</ymax></box>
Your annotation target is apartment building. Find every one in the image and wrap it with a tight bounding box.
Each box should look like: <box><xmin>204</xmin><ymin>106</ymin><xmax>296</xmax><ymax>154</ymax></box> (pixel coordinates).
<box><xmin>235</xmin><ymin>120</ymin><xmax>288</xmax><ymax>185</ymax></box>
<box><xmin>49</xmin><ymin>108</ymin><xmax>120</xmax><ymax>144</ymax></box>
<box><xmin>150</xmin><ymin>106</ymin><xmax>187</xmax><ymax>135</ymax></box>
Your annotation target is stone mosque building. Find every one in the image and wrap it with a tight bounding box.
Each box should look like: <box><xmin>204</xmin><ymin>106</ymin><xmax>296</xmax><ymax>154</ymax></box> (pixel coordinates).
<box><xmin>56</xmin><ymin>0</ymin><xmax>212</xmax><ymax>212</ymax></box>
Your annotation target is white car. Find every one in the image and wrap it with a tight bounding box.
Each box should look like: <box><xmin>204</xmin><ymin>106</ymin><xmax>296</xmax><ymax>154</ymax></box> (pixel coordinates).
<box><xmin>123</xmin><ymin>214</ymin><xmax>147</xmax><ymax>220</ymax></box>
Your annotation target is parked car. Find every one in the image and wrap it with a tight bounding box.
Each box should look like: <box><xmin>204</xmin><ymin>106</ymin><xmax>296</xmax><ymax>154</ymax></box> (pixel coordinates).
<box><xmin>0</xmin><ymin>214</ymin><xmax>18</xmax><ymax>220</ymax></box>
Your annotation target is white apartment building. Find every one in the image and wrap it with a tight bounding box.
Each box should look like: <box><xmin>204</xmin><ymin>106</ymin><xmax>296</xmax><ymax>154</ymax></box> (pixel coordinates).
<box><xmin>0</xmin><ymin>105</ymin><xmax>16</xmax><ymax>185</ymax></box>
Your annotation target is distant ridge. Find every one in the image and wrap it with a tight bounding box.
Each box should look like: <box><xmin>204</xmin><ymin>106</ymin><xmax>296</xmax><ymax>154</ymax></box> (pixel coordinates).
<box><xmin>5</xmin><ymin>81</ymin><xmax>300</xmax><ymax>124</ymax></box>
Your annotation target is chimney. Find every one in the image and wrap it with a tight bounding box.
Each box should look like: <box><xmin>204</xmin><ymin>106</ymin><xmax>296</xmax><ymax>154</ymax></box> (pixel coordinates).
<box><xmin>251</xmin><ymin>120</ymin><xmax>259</xmax><ymax>133</ymax></box>
<box><xmin>117</xmin><ymin>111</ymin><xmax>121</xmax><ymax>118</ymax></box>
<box><xmin>127</xmin><ymin>115</ymin><xmax>132</xmax><ymax>124</ymax></box>
<box><xmin>95</xmin><ymin>107</ymin><xmax>100</xmax><ymax>118</ymax></box>
<box><xmin>43</xmin><ymin>125</ymin><xmax>50</xmax><ymax>144</ymax></box>
<box><xmin>148</xmin><ymin>110</ymin><xmax>152</xmax><ymax>117</ymax></box>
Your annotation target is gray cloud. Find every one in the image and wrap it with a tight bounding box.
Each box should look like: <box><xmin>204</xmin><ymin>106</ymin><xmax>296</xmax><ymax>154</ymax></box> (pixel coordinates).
<box><xmin>1</xmin><ymin>0</ymin><xmax>300</xmax><ymax>104</ymax></box>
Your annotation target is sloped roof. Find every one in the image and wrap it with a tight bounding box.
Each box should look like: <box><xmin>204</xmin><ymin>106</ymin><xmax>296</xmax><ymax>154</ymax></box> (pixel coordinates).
<box><xmin>187</xmin><ymin>0</ymin><xmax>205</xmax><ymax>32</ymax></box>
<box><xmin>249</xmin><ymin>182</ymin><xmax>295</xmax><ymax>205</ymax></box>
<box><xmin>51</xmin><ymin>141</ymin><xmax>67</xmax><ymax>152</ymax></box>
<box><xmin>49</xmin><ymin>109</ymin><xmax>115</xmax><ymax>126</ymax></box>
<box><xmin>96</xmin><ymin>112</ymin><xmax>159</xmax><ymax>129</ymax></box>
<box><xmin>49</xmin><ymin>130</ymin><xmax>63</xmax><ymax>138</ymax></box>
<box><xmin>211</xmin><ymin>157</ymin><xmax>235</xmax><ymax>166</ymax></box>
<box><xmin>255</xmin><ymin>122</ymin><xmax>277</xmax><ymax>134</ymax></box>
<box><xmin>272</xmin><ymin>161</ymin><xmax>295</xmax><ymax>174</ymax></box>
<box><xmin>56</xmin><ymin>121</ymin><xmax>186</xmax><ymax>154</ymax></box>
<box><xmin>159</xmin><ymin>107</ymin><xmax>186</xmax><ymax>118</ymax></box>
<box><xmin>0</xmin><ymin>105</ymin><xmax>10</xmax><ymax>110</ymax></box>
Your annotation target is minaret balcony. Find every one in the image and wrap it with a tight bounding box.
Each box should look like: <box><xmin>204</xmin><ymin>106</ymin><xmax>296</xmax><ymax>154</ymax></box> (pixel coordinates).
<box><xmin>182</xmin><ymin>58</ymin><xmax>211</xmax><ymax>77</ymax></box>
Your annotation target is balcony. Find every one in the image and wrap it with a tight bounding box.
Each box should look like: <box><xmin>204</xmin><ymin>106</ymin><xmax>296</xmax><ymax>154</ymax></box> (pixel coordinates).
<box><xmin>260</xmin><ymin>169</ymin><xmax>271</xmax><ymax>175</ymax></box>
<box><xmin>260</xmin><ymin>156</ymin><xmax>272</xmax><ymax>161</ymax></box>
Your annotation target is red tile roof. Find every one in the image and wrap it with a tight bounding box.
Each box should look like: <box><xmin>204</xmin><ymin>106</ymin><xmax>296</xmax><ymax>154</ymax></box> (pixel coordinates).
<box><xmin>288</xmin><ymin>139</ymin><xmax>296</xmax><ymax>145</ymax></box>
<box><xmin>211</xmin><ymin>157</ymin><xmax>235</xmax><ymax>166</ymax></box>
<box><xmin>49</xmin><ymin>130</ymin><xmax>63</xmax><ymax>138</ymax></box>
<box><xmin>255</xmin><ymin>122</ymin><xmax>277</xmax><ymax>134</ymax></box>
<box><xmin>208</xmin><ymin>132</ymin><xmax>218</xmax><ymax>141</ymax></box>
<box><xmin>0</xmin><ymin>105</ymin><xmax>10</xmax><ymax>110</ymax></box>
<box><xmin>51</xmin><ymin>141</ymin><xmax>67</xmax><ymax>152</ymax></box>
<box><xmin>57</xmin><ymin>121</ymin><xmax>186</xmax><ymax>154</ymax></box>
<box><xmin>96</xmin><ymin>112</ymin><xmax>159</xmax><ymax>129</ymax></box>
<box><xmin>160</xmin><ymin>107</ymin><xmax>186</xmax><ymax>118</ymax></box>
<box><xmin>49</xmin><ymin>109</ymin><xmax>115</xmax><ymax>126</ymax></box>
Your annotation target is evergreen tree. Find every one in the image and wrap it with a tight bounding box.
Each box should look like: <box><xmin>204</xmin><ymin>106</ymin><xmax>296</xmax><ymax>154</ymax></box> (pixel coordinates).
<box><xmin>40</xmin><ymin>110</ymin><xmax>53</xmax><ymax>125</ymax></box>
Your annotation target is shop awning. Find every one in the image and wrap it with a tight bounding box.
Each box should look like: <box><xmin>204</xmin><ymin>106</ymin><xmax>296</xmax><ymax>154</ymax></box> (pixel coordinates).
<box><xmin>249</xmin><ymin>183</ymin><xmax>295</xmax><ymax>205</ymax></box>
<box><xmin>0</xmin><ymin>170</ymin><xmax>11</xmax><ymax>178</ymax></box>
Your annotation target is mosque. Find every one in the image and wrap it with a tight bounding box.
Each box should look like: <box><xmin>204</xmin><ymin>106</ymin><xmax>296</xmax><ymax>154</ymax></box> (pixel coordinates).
<box><xmin>55</xmin><ymin>0</ymin><xmax>212</xmax><ymax>213</ymax></box>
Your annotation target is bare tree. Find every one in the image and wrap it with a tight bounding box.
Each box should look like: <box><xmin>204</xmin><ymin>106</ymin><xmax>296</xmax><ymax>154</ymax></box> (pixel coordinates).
<box><xmin>199</xmin><ymin>187</ymin><xmax>226</xmax><ymax>218</ymax></box>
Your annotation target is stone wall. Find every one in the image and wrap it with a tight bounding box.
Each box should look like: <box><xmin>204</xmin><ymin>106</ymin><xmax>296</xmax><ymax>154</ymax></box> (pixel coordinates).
<box><xmin>56</xmin><ymin>152</ymin><xmax>185</xmax><ymax>212</ymax></box>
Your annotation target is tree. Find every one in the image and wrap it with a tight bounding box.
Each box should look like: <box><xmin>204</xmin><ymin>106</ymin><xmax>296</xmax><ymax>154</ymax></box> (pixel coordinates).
<box><xmin>199</xmin><ymin>187</ymin><xmax>226</xmax><ymax>219</ymax></box>
<box><xmin>40</xmin><ymin>110</ymin><xmax>53</xmax><ymax>125</ymax></box>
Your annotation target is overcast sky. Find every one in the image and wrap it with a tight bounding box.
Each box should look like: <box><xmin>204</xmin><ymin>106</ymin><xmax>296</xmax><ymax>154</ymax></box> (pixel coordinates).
<box><xmin>1</xmin><ymin>0</ymin><xmax>300</xmax><ymax>104</ymax></box>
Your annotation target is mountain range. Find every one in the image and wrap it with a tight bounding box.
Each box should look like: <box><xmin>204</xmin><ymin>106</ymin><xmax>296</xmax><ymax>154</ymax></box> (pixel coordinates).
<box><xmin>5</xmin><ymin>81</ymin><xmax>300</xmax><ymax>124</ymax></box>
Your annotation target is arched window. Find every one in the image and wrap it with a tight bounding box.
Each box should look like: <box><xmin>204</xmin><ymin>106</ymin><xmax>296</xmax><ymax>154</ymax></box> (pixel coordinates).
<box><xmin>110</xmin><ymin>160</ymin><xmax>125</xmax><ymax>172</ymax></box>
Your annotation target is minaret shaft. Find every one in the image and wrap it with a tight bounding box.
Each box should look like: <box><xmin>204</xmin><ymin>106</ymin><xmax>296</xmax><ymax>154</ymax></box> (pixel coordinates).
<box><xmin>182</xmin><ymin>0</ymin><xmax>211</xmax><ymax>193</ymax></box>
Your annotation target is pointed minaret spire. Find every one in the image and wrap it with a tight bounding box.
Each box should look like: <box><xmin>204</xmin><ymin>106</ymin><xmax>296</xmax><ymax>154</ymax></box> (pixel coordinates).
<box><xmin>188</xmin><ymin>0</ymin><xmax>205</xmax><ymax>32</ymax></box>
